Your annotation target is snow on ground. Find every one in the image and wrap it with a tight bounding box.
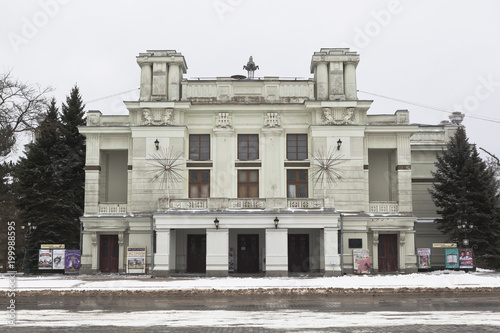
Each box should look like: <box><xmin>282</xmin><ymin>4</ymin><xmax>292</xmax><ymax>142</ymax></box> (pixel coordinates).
<box><xmin>8</xmin><ymin>309</ymin><xmax>500</xmax><ymax>328</ymax></box>
<box><xmin>1</xmin><ymin>269</ymin><xmax>500</xmax><ymax>291</ymax></box>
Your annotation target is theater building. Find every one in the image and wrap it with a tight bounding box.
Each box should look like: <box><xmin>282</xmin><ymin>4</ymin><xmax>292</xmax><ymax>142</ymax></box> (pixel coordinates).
<box><xmin>79</xmin><ymin>48</ymin><xmax>457</xmax><ymax>276</ymax></box>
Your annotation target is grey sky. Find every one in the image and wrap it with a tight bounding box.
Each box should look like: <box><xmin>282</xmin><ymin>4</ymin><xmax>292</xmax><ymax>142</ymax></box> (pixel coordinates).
<box><xmin>2</xmin><ymin>0</ymin><xmax>500</xmax><ymax>161</ymax></box>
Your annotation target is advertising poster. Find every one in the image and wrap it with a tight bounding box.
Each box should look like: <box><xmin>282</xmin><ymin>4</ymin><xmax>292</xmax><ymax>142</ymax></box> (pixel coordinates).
<box><xmin>127</xmin><ymin>246</ymin><xmax>146</xmax><ymax>274</ymax></box>
<box><xmin>52</xmin><ymin>249</ymin><xmax>66</xmax><ymax>270</ymax></box>
<box><xmin>353</xmin><ymin>249</ymin><xmax>371</xmax><ymax>274</ymax></box>
<box><xmin>417</xmin><ymin>248</ymin><xmax>431</xmax><ymax>269</ymax></box>
<box><xmin>38</xmin><ymin>249</ymin><xmax>53</xmax><ymax>269</ymax></box>
<box><xmin>459</xmin><ymin>248</ymin><xmax>474</xmax><ymax>269</ymax></box>
<box><xmin>445</xmin><ymin>248</ymin><xmax>460</xmax><ymax>269</ymax></box>
<box><xmin>65</xmin><ymin>250</ymin><xmax>81</xmax><ymax>274</ymax></box>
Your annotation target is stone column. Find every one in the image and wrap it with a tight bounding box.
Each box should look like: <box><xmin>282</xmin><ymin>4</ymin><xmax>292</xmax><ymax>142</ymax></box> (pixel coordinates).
<box><xmin>152</xmin><ymin>62</ymin><xmax>168</xmax><ymax>100</ymax></box>
<box><xmin>118</xmin><ymin>232</ymin><xmax>124</xmax><ymax>273</ymax></box>
<box><xmin>324</xmin><ymin>228</ymin><xmax>341</xmax><ymax>276</ymax></box>
<box><xmin>168</xmin><ymin>63</ymin><xmax>180</xmax><ymax>101</ymax></box>
<box><xmin>91</xmin><ymin>232</ymin><xmax>98</xmax><ymax>272</ymax></box>
<box><xmin>396</xmin><ymin>134</ymin><xmax>412</xmax><ymax>213</ymax></box>
<box><xmin>265</xmin><ymin>228</ymin><xmax>288</xmax><ymax>277</ymax></box>
<box><xmin>315</xmin><ymin>62</ymin><xmax>328</xmax><ymax>100</ymax></box>
<box><xmin>84</xmin><ymin>134</ymin><xmax>100</xmax><ymax>215</ymax></box>
<box><xmin>329</xmin><ymin>62</ymin><xmax>345</xmax><ymax>100</ymax></box>
<box><xmin>372</xmin><ymin>231</ymin><xmax>379</xmax><ymax>273</ymax></box>
<box><xmin>139</xmin><ymin>62</ymin><xmax>152</xmax><ymax>101</ymax></box>
<box><xmin>212</xmin><ymin>129</ymin><xmax>234</xmax><ymax>198</ymax></box>
<box><xmin>344</xmin><ymin>62</ymin><xmax>357</xmax><ymax>100</ymax></box>
<box><xmin>206</xmin><ymin>228</ymin><xmax>229</xmax><ymax>277</ymax></box>
<box><xmin>261</xmin><ymin>128</ymin><xmax>284</xmax><ymax>198</ymax></box>
<box><xmin>153</xmin><ymin>228</ymin><xmax>171</xmax><ymax>277</ymax></box>
<box><xmin>399</xmin><ymin>232</ymin><xmax>406</xmax><ymax>273</ymax></box>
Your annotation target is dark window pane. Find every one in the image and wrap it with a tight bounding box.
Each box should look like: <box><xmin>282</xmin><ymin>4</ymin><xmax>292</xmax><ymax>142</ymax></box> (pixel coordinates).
<box><xmin>189</xmin><ymin>135</ymin><xmax>210</xmax><ymax>160</ymax></box>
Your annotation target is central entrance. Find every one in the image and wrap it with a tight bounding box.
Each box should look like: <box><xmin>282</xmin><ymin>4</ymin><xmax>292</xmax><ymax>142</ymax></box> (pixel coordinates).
<box><xmin>99</xmin><ymin>235</ymin><xmax>119</xmax><ymax>273</ymax></box>
<box><xmin>378</xmin><ymin>234</ymin><xmax>398</xmax><ymax>272</ymax></box>
<box><xmin>288</xmin><ymin>234</ymin><xmax>310</xmax><ymax>272</ymax></box>
<box><xmin>237</xmin><ymin>234</ymin><xmax>259</xmax><ymax>273</ymax></box>
<box><xmin>187</xmin><ymin>234</ymin><xmax>206</xmax><ymax>273</ymax></box>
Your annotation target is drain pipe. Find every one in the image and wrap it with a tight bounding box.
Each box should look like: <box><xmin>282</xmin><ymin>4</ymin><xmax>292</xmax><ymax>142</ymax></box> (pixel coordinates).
<box><xmin>340</xmin><ymin>212</ymin><xmax>344</xmax><ymax>275</ymax></box>
<box><xmin>150</xmin><ymin>214</ymin><xmax>154</xmax><ymax>277</ymax></box>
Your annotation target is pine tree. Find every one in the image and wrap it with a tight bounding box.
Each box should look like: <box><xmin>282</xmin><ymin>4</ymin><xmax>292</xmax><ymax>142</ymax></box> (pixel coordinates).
<box><xmin>430</xmin><ymin>127</ymin><xmax>500</xmax><ymax>268</ymax></box>
<box><xmin>58</xmin><ymin>85</ymin><xmax>86</xmax><ymax>246</ymax></box>
<box><xmin>15</xmin><ymin>98</ymin><xmax>79</xmax><ymax>252</ymax></box>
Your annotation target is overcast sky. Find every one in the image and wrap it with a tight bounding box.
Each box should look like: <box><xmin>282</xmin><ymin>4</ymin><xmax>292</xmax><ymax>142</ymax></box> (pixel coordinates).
<box><xmin>2</xmin><ymin>0</ymin><xmax>500</xmax><ymax>162</ymax></box>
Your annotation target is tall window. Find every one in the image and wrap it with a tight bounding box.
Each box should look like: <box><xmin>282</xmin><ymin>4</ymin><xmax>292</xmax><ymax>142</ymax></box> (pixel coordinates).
<box><xmin>238</xmin><ymin>170</ymin><xmax>259</xmax><ymax>198</ymax></box>
<box><xmin>189</xmin><ymin>134</ymin><xmax>210</xmax><ymax>161</ymax></box>
<box><xmin>287</xmin><ymin>169</ymin><xmax>308</xmax><ymax>198</ymax></box>
<box><xmin>189</xmin><ymin>170</ymin><xmax>210</xmax><ymax>198</ymax></box>
<box><xmin>238</xmin><ymin>134</ymin><xmax>259</xmax><ymax>160</ymax></box>
<box><xmin>287</xmin><ymin>134</ymin><xmax>307</xmax><ymax>160</ymax></box>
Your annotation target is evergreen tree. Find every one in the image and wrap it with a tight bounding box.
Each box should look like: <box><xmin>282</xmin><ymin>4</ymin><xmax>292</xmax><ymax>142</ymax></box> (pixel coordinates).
<box><xmin>59</xmin><ymin>85</ymin><xmax>86</xmax><ymax>243</ymax></box>
<box><xmin>430</xmin><ymin>127</ymin><xmax>500</xmax><ymax>268</ymax></box>
<box><xmin>15</xmin><ymin>98</ymin><xmax>80</xmax><ymax>251</ymax></box>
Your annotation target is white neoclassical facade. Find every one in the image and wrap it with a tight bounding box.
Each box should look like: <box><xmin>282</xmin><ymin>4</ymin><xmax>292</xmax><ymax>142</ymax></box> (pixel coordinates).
<box><xmin>79</xmin><ymin>48</ymin><xmax>456</xmax><ymax>276</ymax></box>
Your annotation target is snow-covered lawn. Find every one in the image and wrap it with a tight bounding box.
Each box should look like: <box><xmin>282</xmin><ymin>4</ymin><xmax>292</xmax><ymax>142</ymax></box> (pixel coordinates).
<box><xmin>1</xmin><ymin>268</ymin><xmax>499</xmax><ymax>291</ymax></box>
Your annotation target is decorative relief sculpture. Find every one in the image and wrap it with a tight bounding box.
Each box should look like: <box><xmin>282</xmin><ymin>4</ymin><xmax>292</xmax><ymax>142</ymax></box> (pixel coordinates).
<box><xmin>264</xmin><ymin>112</ymin><xmax>281</xmax><ymax>128</ymax></box>
<box><xmin>321</xmin><ymin>107</ymin><xmax>356</xmax><ymax>125</ymax></box>
<box><xmin>141</xmin><ymin>109</ymin><xmax>175</xmax><ymax>125</ymax></box>
<box><xmin>216</xmin><ymin>112</ymin><xmax>232</xmax><ymax>128</ymax></box>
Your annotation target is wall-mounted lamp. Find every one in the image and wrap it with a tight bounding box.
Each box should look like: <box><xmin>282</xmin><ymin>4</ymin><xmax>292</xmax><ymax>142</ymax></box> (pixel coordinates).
<box><xmin>214</xmin><ymin>217</ymin><xmax>219</xmax><ymax>229</ymax></box>
<box><xmin>337</xmin><ymin>138</ymin><xmax>342</xmax><ymax>150</ymax></box>
<box><xmin>274</xmin><ymin>216</ymin><xmax>279</xmax><ymax>229</ymax></box>
<box><xmin>154</xmin><ymin>139</ymin><xmax>160</xmax><ymax>150</ymax></box>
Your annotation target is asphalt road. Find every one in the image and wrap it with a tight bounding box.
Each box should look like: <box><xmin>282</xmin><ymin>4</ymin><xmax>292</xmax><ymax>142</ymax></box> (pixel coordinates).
<box><xmin>3</xmin><ymin>291</ymin><xmax>500</xmax><ymax>332</ymax></box>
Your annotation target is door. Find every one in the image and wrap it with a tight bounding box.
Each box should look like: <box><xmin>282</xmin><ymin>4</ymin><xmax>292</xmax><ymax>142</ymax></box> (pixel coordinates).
<box><xmin>288</xmin><ymin>234</ymin><xmax>310</xmax><ymax>272</ymax></box>
<box><xmin>100</xmin><ymin>235</ymin><xmax>119</xmax><ymax>273</ymax></box>
<box><xmin>187</xmin><ymin>234</ymin><xmax>206</xmax><ymax>273</ymax></box>
<box><xmin>378</xmin><ymin>234</ymin><xmax>398</xmax><ymax>272</ymax></box>
<box><xmin>238</xmin><ymin>234</ymin><xmax>259</xmax><ymax>273</ymax></box>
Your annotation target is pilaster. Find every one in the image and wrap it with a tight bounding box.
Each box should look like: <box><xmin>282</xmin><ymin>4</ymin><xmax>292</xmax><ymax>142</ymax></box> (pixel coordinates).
<box><xmin>153</xmin><ymin>228</ymin><xmax>171</xmax><ymax>277</ymax></box>
<box><xmin>324</xmin><ymin>227</ymin><xmax>341</xmax><ymax>276</ymax></box>
<box><xmin>206</xmin><ymin>228</ymin><xmax>229</xmax><ymax>277</ymax></box>
<box><xmin>265</xmin><ymin>228</ymin><xmax>288</xmax><ymax>276</ymax></box>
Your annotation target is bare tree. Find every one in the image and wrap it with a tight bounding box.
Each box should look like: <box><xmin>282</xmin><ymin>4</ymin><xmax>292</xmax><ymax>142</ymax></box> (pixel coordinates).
<box><xmin>0</xmin><ymin>70</ymin><xmax>52</xmax><ymax>159</ymax></box>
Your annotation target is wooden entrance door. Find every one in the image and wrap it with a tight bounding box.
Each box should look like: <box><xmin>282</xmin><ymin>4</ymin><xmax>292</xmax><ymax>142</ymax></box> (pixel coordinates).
<box><xmin>187</xmin><ymin>234</ymin><xmax>206</xmax><ymax>273</ymax></box>
<box><xmin>238</xmin><ymin>234</ymin><xmax>259</xmax><ymax>273</ymax></box>
<box><xmin>288</xmin><ymin>234</ymin><xmax>310</xmax><ymax>272</ymax></box>
<box><xmin>378</xmin><ymin>234</ymin><xmax>398</xmax><ymax>272</ymax></box>
<box><xmin>99</xmin><ymin>235</ymin><xmax>119</xmax><ymax>273</ymax></box>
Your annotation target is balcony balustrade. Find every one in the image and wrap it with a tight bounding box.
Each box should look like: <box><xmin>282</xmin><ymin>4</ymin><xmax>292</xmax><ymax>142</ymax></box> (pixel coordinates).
<box><xmin>159</xmin><ymin>198</ymin><xmax>325</xmax><ymax>211</ymax></box>
<box><xmin>369</xmin><ymin>201</ymin><xmax>399</xmax><ymax>214</ymax></box>
<box><xmin>98</xmin><ymin>203</ymin><xmax>127</xmax><ymax>215</ymax></box>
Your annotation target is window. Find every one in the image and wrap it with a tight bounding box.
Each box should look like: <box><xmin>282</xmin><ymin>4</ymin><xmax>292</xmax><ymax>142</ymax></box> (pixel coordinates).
<box><xmin>348</xmin><ymin>239</ymin><xmax>363</xmax><ymax>249</ymax></box>
<box><xmin>189</xmin><ymin>135</ymin><xmax>210</xmax><ymax>161</ymax></box>
<box><xmin>238</xmin><ymin>134</ymin><xmax>259</xmax><ymax>160</ymax></box>
<box><xmin>287</xmin><ymin>169</ymin><xmax>308</xmax><ymax>198</ymax></box>
<box><xmin>238</xmin><ymin>170</ymin><xmax>259</xmax><ymax>198</ymax></box>
<box><xmin>189</xmin><ymin>170</ymin><xmax>210</xmax><ymax>198</ymax></box>
<box><xmin>287</xmin><ymin>134</ymin><xmax>307</xmax><ymax>160</ymax></box>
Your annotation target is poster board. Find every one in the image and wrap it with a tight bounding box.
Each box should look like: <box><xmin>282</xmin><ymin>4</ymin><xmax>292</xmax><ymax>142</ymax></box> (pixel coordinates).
<box><xmin>459</xmin><ymin>248</ymin><xmax>474</xmax><ymax>269</ymax></box>
<box><xmin>38</xmin><ymin>249</ymin><xmax>53</xmax><ymax>269</ymax></box>
<box><xmin>126</xmin><ymin>246</ymin><xmax>146</xmax><ymax>274</ymax></box>
<box><xmin>417</xmin><ymin>248</ymin><xmax>431</xmax><ymax>269</ymax></box>
<box><xmin>353</xmin><ymin>249</ymin><xmax>371</xmax><ymax>274</ymax></box>
<box><xmin>445</xmin><ymin>248</ymin><xmax>459</xmax><ymax>269</ymax></box>
<box><xmin>52</xmin><ymin>249</ymin><xmax>66</xmax><ymax>269</ymax></box>
<box><xmin>64</xmin><ymin>250</ymin><xmax>81</xmax><ymax>274</ymax></box>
